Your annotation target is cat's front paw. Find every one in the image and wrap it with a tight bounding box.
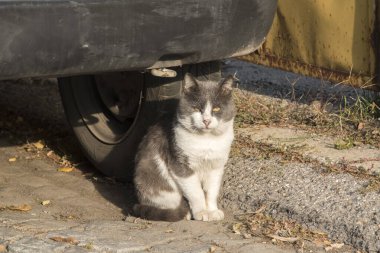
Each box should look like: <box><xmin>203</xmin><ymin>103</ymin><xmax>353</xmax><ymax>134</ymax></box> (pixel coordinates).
<box><xmin>193</xmin><ymin>210</ymin><xmax>210</xmax><ymax>221</ymax></box>
<box><xmin>207</xmin><ymin>209</ymin><xmax>224</xmax><ymax>221</ymax></box>
<box><xmin>193</xmin><ymin>209</ymin><xmax>224</xmax><ymax>221</ymax></box>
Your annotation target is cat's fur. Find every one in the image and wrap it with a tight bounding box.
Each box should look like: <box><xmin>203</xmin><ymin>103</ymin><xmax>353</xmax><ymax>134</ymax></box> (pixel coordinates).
<box><xmin>133</xmin><ymin>73</ymin><xmax>235</xmax><ymax>222</ymax></box>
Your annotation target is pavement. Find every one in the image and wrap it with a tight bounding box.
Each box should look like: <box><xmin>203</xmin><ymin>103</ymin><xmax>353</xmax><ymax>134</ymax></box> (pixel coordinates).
<box><xmin>0</xmin><ymin>60</ymin><xmax>379</xmax><ymax>253</ymax></box>
<box><xmin>0</xmin><ymin>129</ymin><xmax>300</xmax><ymax>253</ymax></box>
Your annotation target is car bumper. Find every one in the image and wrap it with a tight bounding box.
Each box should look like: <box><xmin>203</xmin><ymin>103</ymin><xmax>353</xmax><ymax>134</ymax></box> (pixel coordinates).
<box><xmin>0</xmin><ymin>0</ymin><xmax>277</xmax><ymax>79</ymax></box>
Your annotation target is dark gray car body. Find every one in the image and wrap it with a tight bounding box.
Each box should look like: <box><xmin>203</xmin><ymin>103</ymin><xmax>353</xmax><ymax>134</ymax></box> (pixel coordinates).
<box><xmin>0</xmin><ymin>0</ymin><xmax>277</xmax><ymax>80</ymax></box>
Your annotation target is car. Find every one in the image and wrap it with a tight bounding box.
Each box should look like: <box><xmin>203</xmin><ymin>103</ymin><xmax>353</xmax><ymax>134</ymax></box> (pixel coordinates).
<box><xmin>0</xmin><ymin>0</ymin><xmax>278</xmax><ymax>181</ymax></box>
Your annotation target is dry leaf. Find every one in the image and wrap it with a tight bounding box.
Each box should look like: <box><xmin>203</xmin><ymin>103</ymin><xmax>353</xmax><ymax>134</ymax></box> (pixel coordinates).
<box><xmin>8</xmin><ymin>157</ymin><xmax>17</xmax><ymax>162</ymax></box>
<box><xmin>165</xmin><ymin>229</ymin><xmax>174</xmax><ymax>233</ymax></box>
<box><xmin>57</xmin><ymin>167</ymin><xmax>73</xmax><ymax>173</ymax></box>
<box><xmin>58</xmin><ymin>214</ymin><xmax>77</xmax><ymax>220</ymax></box>
<box><xmin>47</xmin><ymin>150</ymin><xmax>54</xmax><ymax>157</ymax></box>
<box><xmin>357</xmin><ymin>122</ymin><xmax>365</xmax><ymax>130</ymax></box>
<box><xmin>0</xmin><ymin>244</ymin><xmax>6</xmax><ymax>252</ymax></box>
<box><xmin>232</xmin><ymin>223</ymin><xmax>243</xmax><ymax>235</ymax></box>
<box><xmin>208</xmin><ymin>245</ymin><xmax>216</xmax><ymax>253</ymax></box>
<box><xmin>41</xmin><ymin>200</ymin><xmax>51</xmax><ymax>206</ymax></box>
<box><xmin>50</xmin><ymin>236</ymin><xmax>79</xmax><ymax>245</ymax></box>
<box><xmin>325</xmin><ymin>243</ymin><xmax>344</xmax><ymax>251</ymax></box>
<box><xmin>8</xmin><ymin>204</ymin><xmax>32</xmax><ymax>212</ymax></box>
<box><xmin>253</xmin><ymin>205</ymin><xmax>266</xmax><ymax>214</ymax></box>
<box><xmin>243</xmin><ymin>233</ymin><xmax>252</xmax><ymax>239</ymax></box>
<box><xmin>84</xmin><ymin>242</ymin><xmax>93</xmax><ymax>250</ymax></box>
<box><xmin>33</xmin><ymin>141</ymin><xmax>45</xmax><ymax>150</ymax></box>
<box><xmin>330</xmin><ymin>243</ymin><xmax>344</xmax><ymax>248</ymax></box>
<box><xmin>267</xmin><ymin>234</ymin><xmax>299</xmax><ymax>243</ymax></box>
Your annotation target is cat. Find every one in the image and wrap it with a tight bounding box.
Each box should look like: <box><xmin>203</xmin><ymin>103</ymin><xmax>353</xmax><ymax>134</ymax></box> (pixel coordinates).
<box><xmin>133</xmin><ymin>73</ymin><xmax>235</xmax><ymax>222</ymax></box>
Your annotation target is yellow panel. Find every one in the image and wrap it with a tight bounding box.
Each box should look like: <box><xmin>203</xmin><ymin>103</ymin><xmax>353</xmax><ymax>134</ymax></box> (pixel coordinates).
<box><xmin>242</xmin><ymin>0</ymin><xmax>377</xmax><ymax>89</ymax></box>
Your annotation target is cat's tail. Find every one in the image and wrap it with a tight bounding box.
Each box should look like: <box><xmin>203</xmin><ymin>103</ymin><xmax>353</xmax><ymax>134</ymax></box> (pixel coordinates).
<box><xmin>133</xmin><ymin>201</ymin><xmax>190</xmax><ymax>222</ymax></box>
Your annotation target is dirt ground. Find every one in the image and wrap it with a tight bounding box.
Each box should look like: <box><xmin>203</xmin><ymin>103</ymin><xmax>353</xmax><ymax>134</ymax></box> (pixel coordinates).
<box><xmin>0</xmin><ymin>59</ymin><xmax>379</xmax><ymax>252</ymax></box>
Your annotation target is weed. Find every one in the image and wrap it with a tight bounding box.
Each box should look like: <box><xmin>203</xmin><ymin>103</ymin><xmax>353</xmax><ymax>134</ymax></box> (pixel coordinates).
<box><xmin>233</xmin><ymin>88</ymin><xmax>380</xmax><ymax>147</ymax></box>
<box><xmin>233</xmin><ymin>207</ymin><xmax>341</xmax><ymax>251</ymax></box>
<box><xmin>336</xmin><ymin>94</ymin><xmax>380</xmax><ymax>126</ymax></box>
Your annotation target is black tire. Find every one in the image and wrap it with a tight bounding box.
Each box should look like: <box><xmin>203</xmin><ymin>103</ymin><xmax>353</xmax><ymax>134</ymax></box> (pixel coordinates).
<box><xmin>58</xmin><ymin>61</ymin><xmax>221</xmax><ymax>182</ymax></box>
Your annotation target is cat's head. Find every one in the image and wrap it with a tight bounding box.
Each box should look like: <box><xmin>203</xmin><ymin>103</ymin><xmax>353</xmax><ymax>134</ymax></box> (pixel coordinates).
<box><xmin>177</xmin><ymin>73</ymin><xmax>236</xmax><ymax>134</ymax></box>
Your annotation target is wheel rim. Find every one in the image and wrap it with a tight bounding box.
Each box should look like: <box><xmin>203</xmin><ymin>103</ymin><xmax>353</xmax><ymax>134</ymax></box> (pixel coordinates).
<box><xmin>72</xmin><ymin>72</ymin><xmax>143</xmax><ymax>144</ymax></box>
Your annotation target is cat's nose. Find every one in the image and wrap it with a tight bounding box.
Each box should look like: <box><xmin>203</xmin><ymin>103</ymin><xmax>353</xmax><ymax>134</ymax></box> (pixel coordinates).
<box><xmin>203</xmin><ymin>119</ymin><xmax>211</xmax><ymax>127</ymax></box>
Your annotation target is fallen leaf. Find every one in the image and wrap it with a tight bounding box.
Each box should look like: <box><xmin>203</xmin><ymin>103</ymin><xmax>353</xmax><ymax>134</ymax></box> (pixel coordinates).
<box><xmin>208</xmin><ymin>245</ymin><xmax>217</xmax><ymax>253</ymax></box>
<box><xmin>0</xmin><ymin>244</ymin><xmax>6</xmax><ymax>252</ymax></box>
<box><xmin>357</xmin><ymin>122</ymin><xmax>365</xmax><ymax>130</ymax></box>
<box><xmin>165</xmin><ymin>229</ymin><xmax>174</xmax><ymax>233</ymax></box>
<box><xmin>33</xmin><ymin>141</ymin><xmax>45</xmax><ymax>150</ymax></box>
<box><xmin>84</xmin><ymin>242</ymin><xmax>93</xmax><ymax>250</ymax></box>
<box><xmin>267</xmin><ymin>234</ymin><xmax>299</xmax><ymax>243</ymax></box>
<box><xmin>8</xmin><ymin>204</ymin><xmax>32</xmax><ymax>212</ymax></box>
<box><xmin>253</xmin><ymin>205</ymin><xmax>266</xmax><ymax>214</ymax></box>
<box><xmin>57</xmin><ymin>167</ymin><xmax>73</xmax><ymax>173</ymax></box>
<box><xmin>325</xmin><ymin>243</ymin><xmax>344</xmax><ymax>251</ymax></box>
<box><xmin>243</xmin><ymin>233</ymin><xmax>252</xmax><ymax>239</ymax></box>
<box><xmin>232</xmin><ymin>222</ymin><xmax>243</xmax><ymax>235</ymax></box>
<box><xmin>330</xmin><ymin>243</ymin><xmax>344</xmax><ymax>248</ymax></box>
<box><xmin>334</xmin><ymin>138</ymin><xmax>353</xmax><ymax>150</ymax></box>
<box><xmin>41</xmin><ymin>200</ymin><xmax>50</xmax><ymax>206</ymax></box>
<box><xmin>50</xmin><ymin>236</ymin><xmax>79</xmax><ymax>245</ymax></box>
<box><xmin>58</xmin><ymin>214</ymin><xmax>78</xmax><ymax>220</ymax></box>
<box><xmin>8</xmin><ymin>157</ymin><xmax>17</xmax><ymax>162</ymax></box>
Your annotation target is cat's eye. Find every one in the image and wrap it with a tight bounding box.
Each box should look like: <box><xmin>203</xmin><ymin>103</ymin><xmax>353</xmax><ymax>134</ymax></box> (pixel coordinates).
<box><xmin>212</xmin><ymin>107</ymin><xmax>221</xmax><ymax>112</ymax></box>
<box><xmin>193</xmin><ymin>107</ymin><xmax>201</xmax><ymax>112</ymax></box>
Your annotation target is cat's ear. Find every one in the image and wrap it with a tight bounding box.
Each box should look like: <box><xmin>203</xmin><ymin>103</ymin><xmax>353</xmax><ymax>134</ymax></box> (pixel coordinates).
<box><xmin>183</xmin><ymin>73</ymin><xmax>198</xmax><ymax>93</ymax></box>
<box><xmin>219</xmin><ymin>75</ymin><xmax>235</xmax><ymax>95</ymax></box>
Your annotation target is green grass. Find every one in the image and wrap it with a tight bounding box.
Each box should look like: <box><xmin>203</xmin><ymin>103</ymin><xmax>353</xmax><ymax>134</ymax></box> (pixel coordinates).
<box><xmin>336</xmin><ymin>94</ymin><xmax>380</xmax><ymax>128</ymax></box>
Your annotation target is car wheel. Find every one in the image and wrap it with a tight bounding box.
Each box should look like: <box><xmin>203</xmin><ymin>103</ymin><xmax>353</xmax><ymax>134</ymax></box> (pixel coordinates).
<box><xmin>58</xmin><ymin>61</ymin><xmax>221</xmax><ymax>182</ymax></box>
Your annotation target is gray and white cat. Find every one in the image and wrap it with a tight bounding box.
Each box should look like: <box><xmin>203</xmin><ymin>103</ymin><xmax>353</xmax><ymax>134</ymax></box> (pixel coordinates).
<box><xmin>133</xmin><ymin>73</ymin><xmax>235</xmax><ymax>221</ymax></box>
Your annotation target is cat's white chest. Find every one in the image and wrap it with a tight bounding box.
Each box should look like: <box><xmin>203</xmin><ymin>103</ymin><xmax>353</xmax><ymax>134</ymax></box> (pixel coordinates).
<box><xmin>175</xmin><ymin>122</ymin><xmax>234</xmax><ymax>171</ymax></box>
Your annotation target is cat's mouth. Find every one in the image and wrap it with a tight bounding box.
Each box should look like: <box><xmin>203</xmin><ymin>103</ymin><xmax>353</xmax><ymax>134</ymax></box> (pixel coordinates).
<box><xmin>200</xmin><ymin>127</ymin><xmax>213</xmax><ymax>132</ymax></box>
